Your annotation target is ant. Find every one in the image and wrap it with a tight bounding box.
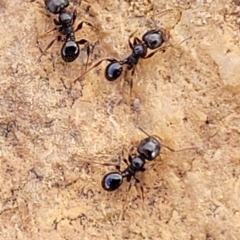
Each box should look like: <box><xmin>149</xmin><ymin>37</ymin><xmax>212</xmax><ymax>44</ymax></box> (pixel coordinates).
<box><xmin>101</xmin><ymin>127</ymin><xmax>196</xmax><ymax>192</ymax></box>
<box><xmin>74</xmin><ymin>25</ymin><xmax>171</xmax><ymax>87</ymax></box>
<box><xmin>37</xmin><ymin>0</ymin><xmax>98</xmax><ymax>62</ymax></box>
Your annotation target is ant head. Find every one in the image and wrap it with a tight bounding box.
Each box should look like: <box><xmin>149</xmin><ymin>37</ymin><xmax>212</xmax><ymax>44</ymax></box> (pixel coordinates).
<box><xmin>142</xmin><ymin>29</ymin><xmax>164</xmax><ymax>50</ymax></box>
<box><xmin>105</xmin><ymin>62</ymin><xmax>123</xmax><ymax>81</ymax></box>
<box><xmin>137</xmin><ymin>137</ymin><xmax>161</xmax><ymax>161</ymax></box>
<box><xmin>102</xmin><ymin>172</ymin><xmax>123</xmax><ymax>191</ymax></box>
<box><xmin>132</xmin><ymin>44</ymin><xmax>147</xmax><ymax>58</ymax></box>
<box><xmin>45</xmin><ymin>0</ymin><xmax>69</xmax><ymax>14</ymax></box>
<box><xmin>61</xmin><ymin>40</ymin><xmax>80</xmax><ymax>62</ymax></box>
<box><xmin>58</xmin><ymin>11</ymin><xmax>73</xmax><ymax>25</ymax></box>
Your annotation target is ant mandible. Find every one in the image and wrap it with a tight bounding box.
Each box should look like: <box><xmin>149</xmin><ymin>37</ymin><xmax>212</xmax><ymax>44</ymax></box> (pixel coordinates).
<box><xmin>102</xmin><ymin>127</ymin><xmax>196</xmax><ymax>191</ymax></box>
<box><xmin>37</xmin><ymin>0</ymin><xmax>98</xmax><ymax>62</ymax></box>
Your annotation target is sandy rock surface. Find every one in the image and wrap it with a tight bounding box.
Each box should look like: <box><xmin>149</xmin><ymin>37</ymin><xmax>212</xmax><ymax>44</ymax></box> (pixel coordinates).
<box><xmin>0</xmin><ymin>0</ymin><xmax>240</xmax><ymax>239</ymax></box>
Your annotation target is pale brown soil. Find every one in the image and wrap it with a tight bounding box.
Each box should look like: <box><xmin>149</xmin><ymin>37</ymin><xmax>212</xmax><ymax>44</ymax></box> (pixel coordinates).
<box><xmin>0</xmin><ymin>0</ymin><xmax>240</xmax><ymax>239</ymax></box>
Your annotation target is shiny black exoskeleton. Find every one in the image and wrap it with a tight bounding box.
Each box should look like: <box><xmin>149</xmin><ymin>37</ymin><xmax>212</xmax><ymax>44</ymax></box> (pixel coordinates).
<box><xmin>79</xmin><ymin>29</ymin><xmax>168</xmax><ymax>81</ymax></box>
<box><xmin>102</xmin><ymin>155</ymin><xmax>146</xmax><ymax>191</ymax></box>
<box><xmin>102</xmin><ymin>128</ymin><xmax>161</xmax><ymax>191</ymax></box>
<box><xmin>104</xmin><ymin>29</ymin><xmax>165</xmax><ymax>81</ymax></box>
<box><xmin>45</xmin><ymin>0</ymin><xmax>69</xmax><ymax>14</ymax></box>
<box><xmin>39</xmin><ymin>0</ymin><xmax>95</xmax><ymax>62</ymax></box>
<box><xmin>101</xmin><ymin>127</ymin><xmax>196</xmax><ymax>192</ymax></box>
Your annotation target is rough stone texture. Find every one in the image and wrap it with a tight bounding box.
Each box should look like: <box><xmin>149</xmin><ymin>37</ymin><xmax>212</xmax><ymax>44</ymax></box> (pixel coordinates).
<box><xmin>0</xmin><ymin>0</ymin><xmax>240</xmax><ymax>239</ymax></box>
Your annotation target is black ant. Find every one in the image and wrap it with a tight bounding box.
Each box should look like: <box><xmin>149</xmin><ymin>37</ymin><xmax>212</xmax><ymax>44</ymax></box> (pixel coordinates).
<box><xmin>74</xmin><ymin>26</ymin><xmax>171</xmax><ymax>85</ymax></box>
<box><xmin>37</xmin><ymin>0</ymin><xmax>98</xmax><ymax>62</ymax></box>
<box><xmin>101</xmin><ymin>127</ymin><xmax>196</xmax><ymax>192</ymax></box>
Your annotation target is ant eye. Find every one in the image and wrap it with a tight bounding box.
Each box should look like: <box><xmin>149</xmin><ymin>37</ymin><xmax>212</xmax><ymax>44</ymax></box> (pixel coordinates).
<box><xmin>61</xmin><ymin>41</ymin><xmax>79</xmax><ymax>62</ymax></box>
<box><xmin>142</xmin><ymin>30</ymin><xmax>164</xmax><ymax>50</ymax></box>
<box><xmin>105</xmin><ymin>62</ymin><xmax>123</xmax><ymax>81</ymax></box>
<box><xmin>102</xmin><ymin>172</ymin><xmax>123</xmax><ymax>191</ymax></box>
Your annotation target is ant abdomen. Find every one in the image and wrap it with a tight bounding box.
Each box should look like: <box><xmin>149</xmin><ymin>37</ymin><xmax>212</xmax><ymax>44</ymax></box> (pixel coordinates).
<box><xmin>105</xmin><ymin>62</ymin><xmax>123</xmax><ymax>81</ymax></box>
<box><xmin>102</xmin><ymin>172</ymin><xmax>123</xmax><ymax>191</ymax></box>
<box><xmin>61</xmin><ymin>40</ymin><xmax>80</xmax><ymax>62</ymax></box>
<box><xmin>137</xmin><ymin>137</ymin><xmax>161</xmax><ymax>161</ymax></box>
<box><xmin>45</xmin><ymin>0</ymin><xmax>69</xmax><ymax>14</ymax></box>
<box><xmin>142</xmin><ymin>30</ymin><xmax>164</xmax><ymax>50</ymax></box>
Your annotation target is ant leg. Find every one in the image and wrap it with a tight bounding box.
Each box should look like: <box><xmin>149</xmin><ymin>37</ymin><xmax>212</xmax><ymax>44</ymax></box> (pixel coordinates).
<box><xmin>76</xmin><ymin>38</ymin><xmax>89</xmax><ymax>46</ymax></box>
<box><xmin>38</xmin><ymin>26</ymin><xmax>61</xmax><ymax>38</ymax></box>
<box><xmin>74</xmin><ymin>39</ymin><xmax>97</xmax><ymax>82</ymax></box>
<box><xmin>174</xmin><ymin>36</ymin><xmax>192</xmax><ymax>48</ymax></box>
<box><xmin>120</xmin><ymin>69</ymin><xmax>127</xmax><ymax>93</ymax></box>
<box><xmin>128</xmin><ymin>30</ymin><xmax>139</xmax><ymax>49</ymax></box>
<box><xmin>75</xmin><ymin>21</ymin><xmax>99</xmax><ymax>32</ymax></box>
<box><xmin>120</xmin><ymin>64</ymin><xmax>136</xmax><ymax>96</ymax></box>
<box><xmin>134</xmin><ymin>177</ymin><xmax>144</xmax><ymax>205</ymax></box>
<box><xmin>145</xmin><ymin>155</ymin><xmax>163</xmax><ymax>170</ymax></box>
<box><xmin>75</xmin><ymin>38</ymin><xmax>92</xmax><ymax>73</ymax></box>
<box><xmin>74</xmin><ymin>57</ymin><xmax>120</xmax><ymax>83</ymax></box>
<box><xmin>72</xmin><ymin>0</ymin><xmax>85</xmax><ymax>25</ymax></box>
<box><xmin>87</xmin><ymin>159</ymin><xmax>122</xmax><ymax>170</ymax></box>
<box><xmin>37</xmin><ymin>19</ymin><xmax>61</xmax><ymax>38</ymax></box>
<box><xmin>85</xmin><ymin>43</ymin><xmax>91</xmax><ymax>73</ymax></box>
<box><xmin>82</xmin><ymin>41</ymin><xmax>100</xmax><ymax>75</ymax></box>
<box><xmin>72</xmin><ymin>9</ymin><xmax>77</xmax><ymax>25</ymax></box>
<box><xmin>150</xmin><ymin>9</ymin><xmax>173</xmax><ymax>29</ymax></box>
<box><xmin>128</xmin><ymin>30</ymin><xmax>138</xmax><ymax>39</ymax></box>
<box><xmin>53</xmin><ymin>18</ymin><xmax>61</xmax><ymax>26</ymax></box>
<box><xmin>129</xmin><ymin>65</ymin><xmax>136</xmax><ymax>96</ymax></box>
<box><xmin>128</xmin><ymin>39</ymin><xmax>133</xmax><ymax>49</ymax></box>
<box><xmin>142</xmin><ymin>45</ymin><xmax>167</xmax><ymax>59</ymax></box>
<box><xmin>121</xmin><ymin>175</ymin><xmax>145</xmax><ymax>220</ymax></box>
<box><xmin>133</xmin><ymin>37</ymin><xmax>142</xmax><ymax>45</ymax></box>
<box><xmin>123</xmin><ymin>155</ymin><xmax>131</xmax><ymax>166</ymax></box>
<box><xmin>119</xmin><ymin>176</ymin><xmax>136</xmax><ymax>220</ymax></box>
<box><xmin>37</xmin><ymin>35</ymin><xmax>62</xmax><ymax>62</ymax></box>
<box><xmin>159</xmin><ymin>28</ymin><xmax>173</xmax><ymax>47</ymax></box>
<box><xmin>128</xmin><ymin>36</ymin><xmax>142</xmax><ymax>50</ymax></box>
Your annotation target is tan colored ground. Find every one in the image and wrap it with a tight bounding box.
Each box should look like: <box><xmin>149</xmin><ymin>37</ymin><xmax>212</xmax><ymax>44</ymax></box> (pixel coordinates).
<box><xmin>1</xmin><ymin>0</ymin><xmax>240</xmax><ymax>239</ymax></box>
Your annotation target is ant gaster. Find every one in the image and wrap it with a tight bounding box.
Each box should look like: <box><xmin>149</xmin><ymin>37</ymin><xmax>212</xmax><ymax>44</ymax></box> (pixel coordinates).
<box><xmin>75</xmin><ymin>27</ymin><xmax>171</xmax><ymax>84</ymax></box>
<box><xmin>38</xmin><ymin>0</ymin><xmax>98</xmax><ymax>62</ymax></box>
<box><xmin>102</xmin><ymin>127</ymin><xmax>196</xmax><ymax>191</ymax></box>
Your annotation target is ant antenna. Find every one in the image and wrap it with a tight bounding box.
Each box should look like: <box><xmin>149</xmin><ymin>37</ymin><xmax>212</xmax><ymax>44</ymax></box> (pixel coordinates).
<box><xmin>138</xmin><ymin>126</ymin><xmax>197</xmax><ymax>152</ymax></box>
<box><xmin>138</xmin><ymin>126</ymin><xmax>151</xmax><ymax>138</ymax></box>
<box><xmin>175</xmin><ymin>36</ymin><xmax>192</xmax><ymax>47</ymax></box>
<box><xmin>74</xmin><ymin>57</ymin><xmax>119</xmax><ymax>83</ymax></box>
<box><xmin>151</xmin><ymin>9</ymin><xmax>173</xmax><ymax>19</ymax></box>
